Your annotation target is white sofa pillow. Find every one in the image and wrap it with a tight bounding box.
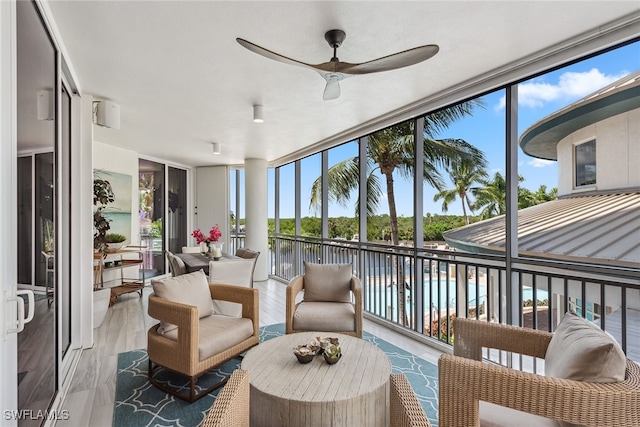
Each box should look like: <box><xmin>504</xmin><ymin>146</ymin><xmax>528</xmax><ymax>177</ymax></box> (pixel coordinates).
<box><xmin>302</xmin><ymin>262</ymin><xmax>353</xmax><ymax>303</ymax></box>
<box><xmin>546</xmin><ymin>311</ymin><xmax>626</xmax><ymax>383</ymax></box>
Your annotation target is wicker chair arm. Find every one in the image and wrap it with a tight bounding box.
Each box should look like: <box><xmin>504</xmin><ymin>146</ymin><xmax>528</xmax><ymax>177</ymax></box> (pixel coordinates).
<box><xmin>439</xmin><ymin>354</ymin><xmax>640</xmax><ymax>427</ymax></box>
<box><xmin>390</xmin><ymin>373</ymin><xmax>432</xmax><ymax>427</ymax></box>
<box><xmin>454</xmin><ymin>317</ymin><xmax>552</xmax><ymax>360</ymax></box>
<box><xmin>201</xmin><ymin>369</ymin><xmax>250</xmax><ymax>427</ymax></box>
<box><xmin>148</xmin><ymin>294</ymin><xmax>200</xmax><ymax>348</ymax></box>
<box><xmin>148</xmin><ymin>293</ymin><xmax>198</xmax><ymax>327</ymax></box>
<box><xmin>286</xmin><ymin>275</ymin><xmax>304</xmax><ymax>334</ymax></box>
<box><xmin>209</xmin><ymin>284</ymin><xmax>257</xmax><ymax>307</ymax></box>
<box><xmin>350</xmin><ymin>275</ymin><xmax>362</xmax><ymax>292</ymax></box>
<box><xmin>351</xmin><ymin>276</ymin><xmax>363</xmax><ymax>338</ymax></box>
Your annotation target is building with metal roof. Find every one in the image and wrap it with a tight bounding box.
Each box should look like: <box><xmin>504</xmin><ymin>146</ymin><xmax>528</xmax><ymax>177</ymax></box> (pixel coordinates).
<box><xmin>444</xmin><ymin>71</ymin><xmax>640</xmax><ymax>267</ymax></box>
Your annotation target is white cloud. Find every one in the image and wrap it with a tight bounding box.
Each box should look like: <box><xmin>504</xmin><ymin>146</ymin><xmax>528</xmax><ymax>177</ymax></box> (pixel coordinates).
<box><xmin>494</xmin><ymin>68</ymin><xmax>629</xmax><ymax>111</ymax></box>
<box><xmin>528</xmin><ymin>158</ymin><xmax>556</xmax><ymax>168</ymax></box>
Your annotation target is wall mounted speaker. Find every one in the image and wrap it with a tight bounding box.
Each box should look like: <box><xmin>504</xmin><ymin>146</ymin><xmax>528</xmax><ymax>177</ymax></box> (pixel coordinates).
<box><xmin>95</xmin><ymin>100</ymin><xmax>121</xmax><ymax>129</ymax></box>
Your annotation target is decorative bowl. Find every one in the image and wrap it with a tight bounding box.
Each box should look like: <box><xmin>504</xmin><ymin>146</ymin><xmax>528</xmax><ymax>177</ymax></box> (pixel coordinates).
<box><xmin>295</xmin><ymin>352</ymin><xmax>315</xmax><ymax>364</ymax></box>
<box><xmin>293</xmin><ymin>344</ymin><xmax>317</xmax><ymax>364</ymax></box>
<box><xmin>323</xmin><ymin>352</ymin><xmax>342</xmax><ymax>365</ymax></box>
<box><xmin>105</xmin><ymin>242</ymin><xmax>125</xmax><ymax>253</ymax></box>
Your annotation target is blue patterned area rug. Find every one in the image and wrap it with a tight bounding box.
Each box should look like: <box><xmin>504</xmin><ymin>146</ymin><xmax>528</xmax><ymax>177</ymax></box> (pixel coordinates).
<box><xmin>114</xmin><ymin>324</ymin><xmax>439</xmax><ymax>427</ymax></box>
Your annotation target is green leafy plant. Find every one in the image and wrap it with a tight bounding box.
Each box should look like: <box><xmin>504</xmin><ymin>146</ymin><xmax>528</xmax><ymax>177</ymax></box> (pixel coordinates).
<box><xmin>93</xmin><ymin>174</ymin><xmax>115</xmax><ymax>251</ymax></box>
<box><xmin>105</xmin><ymin>233</ymin><xmax>126</xmax><ymax>243</ymax></box>
<box><xmin>324</xmin><ymin>344</ymin><xmax>342</xmax><ymax>358</ymax></box>
<box><xmin>149</xmin><ymin>219</ymin><xmax>163</xmax><ymax>238</ymax></box>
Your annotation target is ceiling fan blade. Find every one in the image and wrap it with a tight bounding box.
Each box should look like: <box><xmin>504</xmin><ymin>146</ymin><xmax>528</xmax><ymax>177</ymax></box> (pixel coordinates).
<box><xmin>236</xmin><ymin>38</ymin><xmax>318</xmax><ymax>71</ymax></box>
<box><xmin>337</xmin><ymin>44</ymin><xmax>439</xmax><ymax>75</ymax></box>
<box><xmin>323</xmin><ymin>75</ymin><xmax>341</xmax><ymax>100</ymax></box>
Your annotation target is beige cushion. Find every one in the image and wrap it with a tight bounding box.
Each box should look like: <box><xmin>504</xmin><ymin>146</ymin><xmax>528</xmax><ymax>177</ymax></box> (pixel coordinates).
<box><xmin>163</xmin><ymin>314</ymin><xmax>254</xmax><ymax>360</ymax></box>
<box><xmin>239</xmin><ymin>249</ymin><xmax>259</xmax><ymax>260</ymax></box>
<box><xmin>545</xmin><ymin>311</ymin><xmax>626</xmax><ymax>383</ymax></box>
<box><xmin>209</xmin><ymin>259</ymin><xmax>255</xmax><ymax>317</ymax></box>
<box><xmin>151</xmin><ymin>270</ymin><xmax>212</xmax><ymax>334</ymax></box>
<box><xmin>292</xmin><ymin>301</ymin><xmax>355</xmax><ymax>332</ymax></box>
<box><xmin>166</xmin><ymin>250</ymin><xmax>186</xmax><ymax>277</ymax></box>
<box><xmin>302</xmin><ymin>262</ymin><xmax>353</xmax><ymax>303</ymax></box>
<box><xmin>480</xmin><ymin>402</ymin><xmax>560</xmax><ymax>427</ymax></box>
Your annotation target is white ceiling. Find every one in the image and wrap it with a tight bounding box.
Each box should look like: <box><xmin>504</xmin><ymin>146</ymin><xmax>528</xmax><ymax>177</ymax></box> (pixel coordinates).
<box><xmin>44</xmin><ymin>1</ymin><xmax>640</xmax><ymax>168</ymax></box>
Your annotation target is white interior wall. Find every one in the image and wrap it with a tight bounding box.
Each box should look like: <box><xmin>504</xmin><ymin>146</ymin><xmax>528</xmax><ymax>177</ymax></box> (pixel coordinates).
<box><xmin>93</xmin><ymin>140</ymin><xmax>140</xmax><ymax>243</ymax></box>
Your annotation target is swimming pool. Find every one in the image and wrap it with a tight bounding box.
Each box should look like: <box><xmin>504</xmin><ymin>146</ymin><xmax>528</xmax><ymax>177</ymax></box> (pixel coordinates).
<box><xmin>365</xmin><ymin>277</ymin><xmax>549</xmax><ymax>318</ymax></box>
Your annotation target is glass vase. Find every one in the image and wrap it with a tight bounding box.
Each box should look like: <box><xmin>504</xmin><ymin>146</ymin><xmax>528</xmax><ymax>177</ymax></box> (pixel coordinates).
<box><xmin>209</xmin><ymin>242</ymin><xmax>224</xmax><ymax>260</ymax></box>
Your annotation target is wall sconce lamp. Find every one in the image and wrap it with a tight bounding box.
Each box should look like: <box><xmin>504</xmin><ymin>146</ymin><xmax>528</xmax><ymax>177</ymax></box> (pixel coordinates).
<box><xmin>253</xmin><ymin>105</ymin><xmax>264</xmax><ymax>123</ymax></box>
<box><xmin>212</xmin><ymin>142</ymin><xmax>221</xmax><ymax>155</ymax></box>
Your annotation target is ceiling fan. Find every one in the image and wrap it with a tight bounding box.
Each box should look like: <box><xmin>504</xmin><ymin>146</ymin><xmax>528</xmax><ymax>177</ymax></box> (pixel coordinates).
<box><xmin>236</xmin><ymin>30</ymin><xmax>439</xmax><ymax>101</ymax></box>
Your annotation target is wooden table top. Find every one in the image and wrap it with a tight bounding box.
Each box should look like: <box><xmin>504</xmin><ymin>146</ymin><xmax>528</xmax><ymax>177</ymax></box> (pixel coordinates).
<box><xmin>241</xmin><ymin>332</ymin><xmax>391</xmax><ymax>426</ymax></box>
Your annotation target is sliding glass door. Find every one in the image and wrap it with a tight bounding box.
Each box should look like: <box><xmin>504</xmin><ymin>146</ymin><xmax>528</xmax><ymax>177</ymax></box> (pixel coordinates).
<box><xmin>16</xmin><ymin>1</ymin><xmax>57</xmax><ymax>422</ymax></box>
<box><xmin>139</xmin><ymin>159</ymin><xmax>188</xmax><ymax>277</ymax></box>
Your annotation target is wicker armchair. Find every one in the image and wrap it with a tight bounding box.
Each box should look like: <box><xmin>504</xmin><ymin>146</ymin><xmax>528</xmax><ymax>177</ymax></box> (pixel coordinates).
<box><xmin>201</xmin><ymin>369</ymin><xmax>249</xmax><ymax>427</ymax></box>
<box><xmin>438</xmin><ymin>318</ymin><xmax>640</xmax><ymax>427</ymax></box>
<box><xmin>286</xmin><ymin>263</ymin><xmax>362</xmax><ymax>338</ymax></box>
<box><xmin>390</xmin><ymin>373</ymin><xmax>431</xmax><ymax>427</ymax></box>
<box><xmin>148</xmin><ymin>280</ymin><xmax>259</xmax><ymax>402</ymax></box>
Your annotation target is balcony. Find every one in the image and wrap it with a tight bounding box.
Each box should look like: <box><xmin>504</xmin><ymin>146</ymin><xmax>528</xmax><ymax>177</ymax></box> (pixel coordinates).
<box><xmin>269</xmin><ymin>235</ymin><xmax>640</xmax><ymax>361</ymax></box>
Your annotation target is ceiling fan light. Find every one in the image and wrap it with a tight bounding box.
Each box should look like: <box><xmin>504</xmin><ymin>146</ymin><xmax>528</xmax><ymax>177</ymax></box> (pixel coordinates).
<box><xmin>253</xmin><ymin>105</ymin><xmax>264</xmax><ymax>123</ymax></box>
<box><xmin>323</xmin><ymin>74</ymin><xmax>341</xmax><ymax>101</ymax></box>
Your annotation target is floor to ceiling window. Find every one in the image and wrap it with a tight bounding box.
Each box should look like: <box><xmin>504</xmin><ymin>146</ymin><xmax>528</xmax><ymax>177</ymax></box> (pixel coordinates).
<box><xmin>271</xmin><ymin>38</ymin><xmax>639</xmax><ymax>354</ymax></box>
<box><xmin>326</xmin><ymin>140</ymin><xmax>359</xmax><ymax>241</ymax></box>
<box><xmin>230</xmin><ymin>168</ymin><xmax>245</xmax><ymax>252</ymax></box>
<box><xmin>513</xmin><ymin>40</ymin><xmax>640</xmax><ymax>339</ymax></box>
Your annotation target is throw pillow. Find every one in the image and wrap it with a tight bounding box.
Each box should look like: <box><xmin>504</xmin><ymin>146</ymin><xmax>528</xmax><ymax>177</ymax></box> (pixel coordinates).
<box><xmin>545</xmin><ymin>311</ymin><xmax>626</xmax><ymax>383</ymax></box>
<box><xmin>302</xmin><ymin>262</ymin><xmax>353</xmax><ymax>303</ymax></box>
<box><xmin>151</xmin><ymin>269</ymin><xmax>212</xmax><ymax>334</ymax></box>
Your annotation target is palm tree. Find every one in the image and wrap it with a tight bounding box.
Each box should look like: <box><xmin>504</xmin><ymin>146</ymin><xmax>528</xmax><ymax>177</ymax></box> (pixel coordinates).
<box><xmin>309</xmin><ymin>102</ymin><xmax>484</xmax><ymax>325</ymax></box>
<box><xmin>433</xmin><ymin>158</ymin><xmax>488</xmax><ymax>225</ymax></box>
<box><xmin>310</xmin><ymin>102</ymin><xmax>485</xmax><ymax>246</ymax></box>
<box><xmin>473</xmin><ymin>173</ymin><xmax>557</xmax><ymax>218</ymax></box>
<box><xmin>473</xmin><ymin>172</ymin><xmax>510</xmax><ymax>219</ymax></box>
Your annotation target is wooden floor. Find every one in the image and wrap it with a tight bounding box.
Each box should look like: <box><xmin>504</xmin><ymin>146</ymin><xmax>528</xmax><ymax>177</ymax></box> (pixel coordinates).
<box><xmin>57</xmin><ymin>278</ymin><xmax>445</xmax><ymax>427</ymax></box>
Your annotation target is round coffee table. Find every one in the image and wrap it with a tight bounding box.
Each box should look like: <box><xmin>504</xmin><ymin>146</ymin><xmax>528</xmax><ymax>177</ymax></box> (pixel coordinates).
<box><xmin>241</xmin><ymin>332</ymin><xmax>391</xmax><ymax>427</ymax></box>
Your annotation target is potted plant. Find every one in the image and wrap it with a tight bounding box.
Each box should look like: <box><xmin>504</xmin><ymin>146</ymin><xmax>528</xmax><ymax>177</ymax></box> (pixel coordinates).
<box><xmin>93</xmin><ymin>174</ymin><xmax>115</xmax><ymax>252</ymax></box>
<box><xmin>104</xmin><ymin>233</ymin><xmax>127</xmax><ymax>252</ymax></box>
<box><xmin>93</xmin><ymin>173</ymin><xmax>115</xmax><ymax>329</ymax></box>
<box><xmin>323</xmin><ymin>343</ymin><xmax>342</xmax><ymax>364</ymax></box>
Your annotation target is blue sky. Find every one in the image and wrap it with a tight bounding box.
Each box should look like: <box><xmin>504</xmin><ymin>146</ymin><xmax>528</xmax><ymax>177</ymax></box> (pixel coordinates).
<box><xmin>265</xmin><ymin>40</ymin><xmax>639</xmax><ymax>219</ymax></box>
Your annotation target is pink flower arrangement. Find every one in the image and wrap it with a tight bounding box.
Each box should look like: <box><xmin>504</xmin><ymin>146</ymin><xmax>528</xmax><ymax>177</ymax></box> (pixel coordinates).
<box><xmin>192</xmin><ymin>224</ymin><xmax>222</xmax><ymax>244</ymax></box>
